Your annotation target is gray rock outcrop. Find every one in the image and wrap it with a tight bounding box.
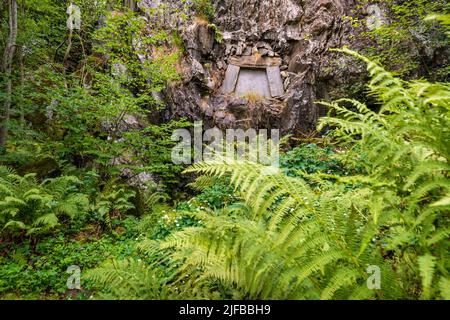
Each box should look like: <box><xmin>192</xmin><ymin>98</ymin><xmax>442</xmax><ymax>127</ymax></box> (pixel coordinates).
<box><xmin>153</xmin><ymin>0</ymin><xmax>373</xmax><ymax>135</ymax></box>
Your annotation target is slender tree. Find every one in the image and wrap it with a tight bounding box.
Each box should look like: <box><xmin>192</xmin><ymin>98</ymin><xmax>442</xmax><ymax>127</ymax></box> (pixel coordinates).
<box><xmin>0</xmin><ymin>0</ymin><xmax>18</xmax><ymax>147</ymax></box>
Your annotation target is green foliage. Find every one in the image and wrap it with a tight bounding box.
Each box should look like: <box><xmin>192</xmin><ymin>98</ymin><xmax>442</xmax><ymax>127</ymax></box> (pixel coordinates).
<box><xmin>0</xmin><ymin>224</ymin><xmax>142</xmax><ymax>298</ymax></box>
<box><xmin>208</xmin><ymin>23</ymin><xmax>223</xmax><ymax>43</ymax></box>
<box><xmin>123</xmin><ymin>119</ymin><xmax>192</xmax><ymax>190</ymax></box>
<box><xmin>426</xmin><ymin>13</ymin><xmax>450</xmax><ymax>37</ymax></box>
<box><xmin>93</xmin><ymin>9</ymin><xmax>180</xmax><ymax>94</ymax></box>
<box><xmin>192</xmin><ymin>0</ymin><xmax>215</xmax><ymax>20</ymax></box>
<box><xmin>93</xmin><ymin>183</ymin><xmax>136</xmax><ymax>230</ymax></box>
<box><xmin>86</xmin><ymin>258</ymin><xmax>176</xmax><ymax>300</ymax></box>
<box><xmin>145</xmin><ymin>161</ymin><xmax>398</xmax><ymax>299</ymax></box>
<box><xmin>318</xmin><ymin>48</ymin><xmax>450</xmax><ymax>299</ymax></box>
<box><xmin>190</xmin><ymin>176</ymin><xmax>240</xmax><ymax>209</ymax></box>
<box><xmin>148</xmin><ymin>209</ymin><xmax>201</xmax><ymax>241</ymax></box>
<box><xmin>350</xmin><ymin>0</ymin><xmax>450</xmax><ymax>79</ymax></box>
<box><xmin>280</xmin><ymin>143</ymin><xmax>348</xmax><ymax>177</ymax></box>
<box><xmin>1</xmin><ymin>0</ymin><xmax>188</xmax><ymax>300</ymax></box>
<box><xmin>0</xmin><ymin>167</ymin><xmax>89</xmax><ymax>236</ymax></box>
<box><xmin>1</xmin><ymin>2</ymin><xmax>185</xmax><ymax>190</ymax></box>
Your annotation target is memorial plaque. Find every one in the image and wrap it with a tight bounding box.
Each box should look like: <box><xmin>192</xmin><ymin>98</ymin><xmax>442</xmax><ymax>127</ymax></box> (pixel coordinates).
<box><xmin>221</xmin><ymin>55</ymin><xmax>284</xmax><ymax>98</ymax></box>
<box><xmin>235</xmin><ymin>68</ymin><xmax>271</xmax><ymax>98</ymax></box>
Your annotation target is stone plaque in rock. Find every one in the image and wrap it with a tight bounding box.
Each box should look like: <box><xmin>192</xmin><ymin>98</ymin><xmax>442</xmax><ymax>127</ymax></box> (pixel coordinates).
<box><xmin>235</xmin><ymin>68</ymin><xmax>271</xmax><ymax>98</ymax></box>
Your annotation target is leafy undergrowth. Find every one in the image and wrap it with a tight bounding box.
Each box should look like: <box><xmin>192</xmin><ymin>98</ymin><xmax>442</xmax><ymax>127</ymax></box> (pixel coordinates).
<box><xmin>0</xmin><ymin>218</ymin><xmax>142</xmax><ymax>300</ymax></box>
<box><xmin>0</xmin><ymin>179</ymin><xmax>241</xmax><ymax>299</ymax></box>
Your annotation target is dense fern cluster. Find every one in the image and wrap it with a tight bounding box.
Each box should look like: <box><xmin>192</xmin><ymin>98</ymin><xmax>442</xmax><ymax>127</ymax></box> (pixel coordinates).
<box><xmin>318</xmin><ymin>48</ymin><xmax>450</xmax><ymax>299</ymax></box>
<box><xmin>0</xmin><ymin>166</ymin><xmax>142</xmax><ymax>239</ymax></box>
<box><xmin>0</xmin><ymin>166</ymin><xmax>89</xmax><ymax>236</ymax></box>
<box><xmin>86</xmin><ymin>259</ymin><xmax>175</xmax><ymax>300</ymax></box>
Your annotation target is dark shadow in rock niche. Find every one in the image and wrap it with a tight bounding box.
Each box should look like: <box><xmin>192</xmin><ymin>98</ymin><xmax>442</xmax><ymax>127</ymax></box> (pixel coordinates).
<box><xmin>221</xmin><ymin>55</ymin><xmax>284</xmax><ymax>98</ymax></box>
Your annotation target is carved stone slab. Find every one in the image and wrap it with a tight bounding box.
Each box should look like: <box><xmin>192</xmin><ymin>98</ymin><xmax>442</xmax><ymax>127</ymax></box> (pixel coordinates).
<box><xmin>222</xmin><ymin>64</ymin><xmax>241</xmax><ymax>94</ymax></box>
<box><xmin>235</xmin><ymin>68</ymin><xmax>271</xmax><ymax>98</ymax></box>
<box><xmin>266</xmin><ymin>66</ymin><xmax>284</xmax><ymax>97</ymax></box>
<box><xmin>221</xmin><ymin>55</ymin><xmax>284</xmax><ymax>97</ymax></box>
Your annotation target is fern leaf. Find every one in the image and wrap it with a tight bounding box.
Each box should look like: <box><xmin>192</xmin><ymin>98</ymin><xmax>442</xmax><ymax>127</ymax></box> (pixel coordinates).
<box><xmin>418</xmin><ymin>254</ymin><xmax>437</xmax><ymax>299</ymax></box>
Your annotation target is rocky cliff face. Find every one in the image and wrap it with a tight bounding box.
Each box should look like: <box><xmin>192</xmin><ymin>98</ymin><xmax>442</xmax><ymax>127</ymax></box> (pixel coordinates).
<box><xmin>145</xmin><ymin>0</ymin><xmax>371</xmax><ymax>135</ymax></box>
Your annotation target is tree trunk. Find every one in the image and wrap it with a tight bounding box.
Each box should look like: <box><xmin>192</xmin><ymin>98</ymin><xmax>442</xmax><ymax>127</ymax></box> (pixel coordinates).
<box><xmin>0</xmin><ymin>0</ymin><xmax>18</xmax><ymax>147</ymax></box>
<box><xmin>19</xmin><ymin>0</ymin><xmax>25</xmax><ymax>123</ymax></box>
<box><xmin>19</xmin><ymin>45</ymin><xmax>25</xmax><ymax>123</ymax></box>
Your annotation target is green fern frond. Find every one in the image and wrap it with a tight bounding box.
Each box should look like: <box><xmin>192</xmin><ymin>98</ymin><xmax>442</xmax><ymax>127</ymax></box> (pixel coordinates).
<box><xmin>439</xmin><ymin>277</ymin><xmax>450</xmax><ymax>300</ymax></box>
<box><xmin>418</xmin><ymin>254</ymin><xmax>437</xmax><ymax>299</ymax></box>
<box><xmin>86</xmin><ymin>258</ymin><xmax>175</xmax><ymax>300</ymax></box>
